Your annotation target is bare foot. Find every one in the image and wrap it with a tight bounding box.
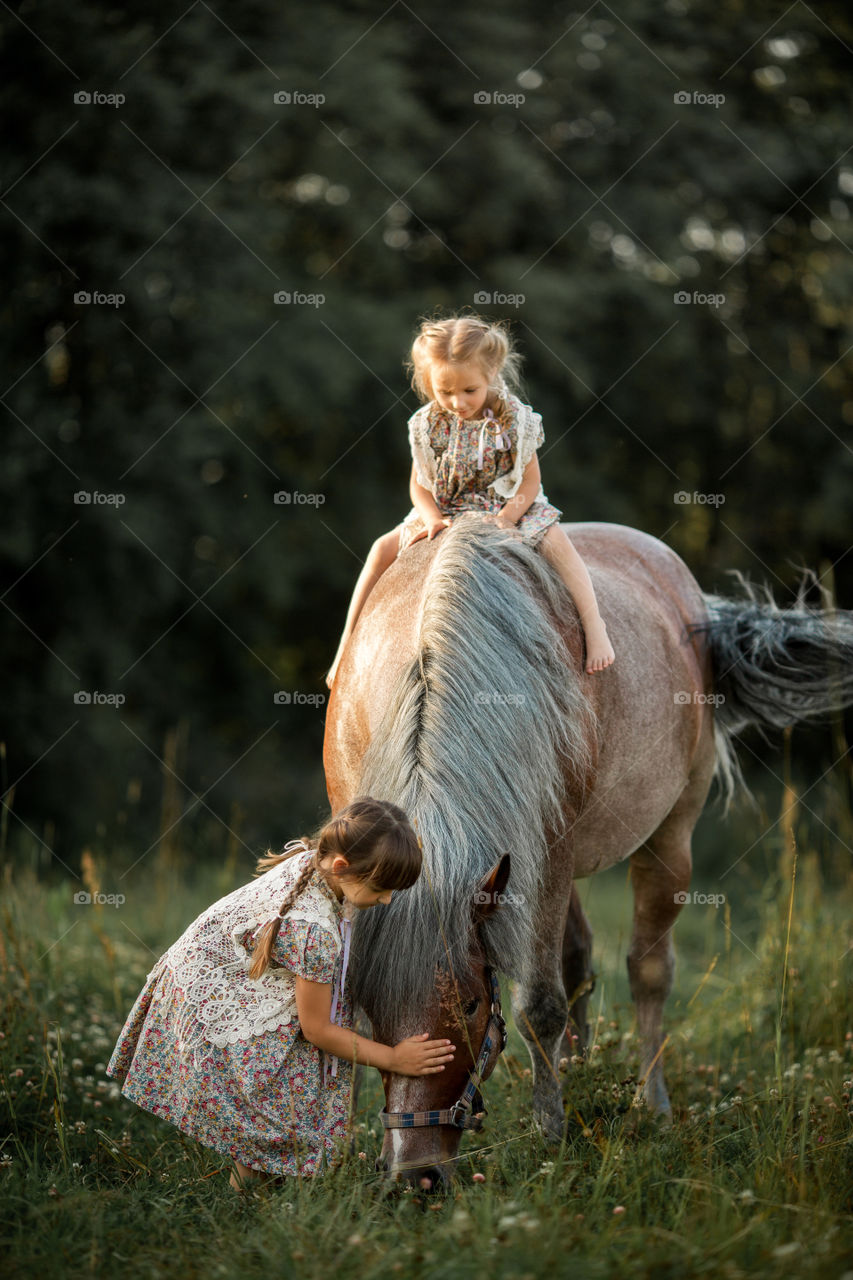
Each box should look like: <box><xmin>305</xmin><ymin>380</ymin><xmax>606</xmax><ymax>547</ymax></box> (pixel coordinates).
<box><xmin>584</xmin><ymin>621</ymin><xmax>615</xmax><ymax>673</ymax></box>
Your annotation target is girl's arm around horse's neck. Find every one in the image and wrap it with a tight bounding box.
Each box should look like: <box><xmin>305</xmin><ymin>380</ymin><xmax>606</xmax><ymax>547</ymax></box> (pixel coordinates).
<box><xmin>295</xmin><ymin>977</ymin><xmax>455</xmax><ymax>1074</ymax></box>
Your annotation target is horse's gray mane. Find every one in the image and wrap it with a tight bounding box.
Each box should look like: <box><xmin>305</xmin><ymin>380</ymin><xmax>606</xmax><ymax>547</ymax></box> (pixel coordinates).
<box><xmin>350</xmin><ymin>515</ymin><xmax>597</xmax><ymax>1026</ymax></box>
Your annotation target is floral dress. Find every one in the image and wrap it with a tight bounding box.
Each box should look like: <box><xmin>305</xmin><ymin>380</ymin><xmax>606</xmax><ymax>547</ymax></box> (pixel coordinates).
<box><xmin>106</xmin><ymin>852</ymin><xmax>355</xmax><ymax>1178</ymax></box>
<box><xmin>400</xmin><ymin>381</ymin><xmax>563</xmax><ymax>553</ymax></box>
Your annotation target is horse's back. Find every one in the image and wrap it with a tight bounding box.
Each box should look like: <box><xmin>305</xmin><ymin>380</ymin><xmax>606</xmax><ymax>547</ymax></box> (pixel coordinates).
<box><xmin>564</xmin><ymin>521</ymin><xmax>707</xmax><ymax>614</ymax></box>
<box><xmin>325</xmin><ymin>520</ymin><xmax>716</xmax><ymax>849</ymax></box>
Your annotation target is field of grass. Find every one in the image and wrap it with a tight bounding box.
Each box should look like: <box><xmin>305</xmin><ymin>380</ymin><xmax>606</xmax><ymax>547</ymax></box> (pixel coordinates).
<box><xmin>1</xmin><ymin>778</ymin><xmax>852</xmax><ymax>1279</ymax></box>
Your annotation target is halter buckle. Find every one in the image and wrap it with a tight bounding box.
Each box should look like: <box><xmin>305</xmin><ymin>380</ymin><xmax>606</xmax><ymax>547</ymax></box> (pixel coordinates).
<box><xmin>449</xmin><ymin>1098</ymin><xmax>485</xmax><ymax>1130</ymax></box>
<box><xmin>448</xmin><ymin>1099</ymin><xmax>469</xmax><ymax>1128</ymax></box>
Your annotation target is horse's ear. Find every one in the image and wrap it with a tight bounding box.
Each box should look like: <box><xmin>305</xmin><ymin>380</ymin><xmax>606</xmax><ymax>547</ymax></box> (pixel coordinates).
<box><xmin>472</xmin><ymin>853</ymin><xmax>512</xmax><ymax>921</ymax></box>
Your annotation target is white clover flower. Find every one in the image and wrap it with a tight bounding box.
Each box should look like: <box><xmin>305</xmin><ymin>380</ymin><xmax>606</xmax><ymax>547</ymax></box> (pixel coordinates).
<box><xmin>772</xmin><ymin>1242</ymin><xmax>801</xmax><ymax>1259</ymax></box>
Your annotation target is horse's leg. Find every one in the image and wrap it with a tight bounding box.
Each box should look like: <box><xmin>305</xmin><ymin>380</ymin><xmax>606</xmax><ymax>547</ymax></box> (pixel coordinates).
<box><xmin>561</xmin><ymin>884</ymin><xmax>595</xmax><ymax>1058</ymax></box>
<box><xmin>512</xmin><ymin>847</ymin><xmax>574</xmax><ymax>1142</ymax></box>
<box><xmin>626</xmin><ymin>800</ymin><xmax>696</xmax><ymax>1117</ymax></box>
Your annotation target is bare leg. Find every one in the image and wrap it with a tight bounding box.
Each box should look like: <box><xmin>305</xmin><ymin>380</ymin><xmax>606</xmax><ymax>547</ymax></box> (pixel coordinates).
<box><xmin>326</xmin><ymin>528</ymin><xmax>401</xmax><ymax>687</ymax></box>
<box><xmin>230</xmin><ymin>1159</ymin><xmax>268</xmax><ymax>1191</ymax></box>
<box><xmin>540</xmin><ymin>526</ymin><xmax>615</xmax><ymax>673</ymax></box>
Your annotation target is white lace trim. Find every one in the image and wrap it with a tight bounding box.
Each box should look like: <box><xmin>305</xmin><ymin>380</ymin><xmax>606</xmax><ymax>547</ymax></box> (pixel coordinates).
<box><xmin>407</xmin><ymin>377</ymin><xmax>545</xmax><ymax>503</ymax></box>
<box><xmin>148</xmin><ymin>844</ymin><xmax>343</xmax><ymax>1068</ymax></box>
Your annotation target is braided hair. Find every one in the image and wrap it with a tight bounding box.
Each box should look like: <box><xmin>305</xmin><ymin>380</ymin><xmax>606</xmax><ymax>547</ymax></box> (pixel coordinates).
<box><xmin>247</xmin><ymin>797</ymin><xmax>420</xmax><ymax>980</ymax></box>
<box><xmin>247</xmin><ymin>852</ymin><xmax>318</xmax><ymax>980</ymax></box>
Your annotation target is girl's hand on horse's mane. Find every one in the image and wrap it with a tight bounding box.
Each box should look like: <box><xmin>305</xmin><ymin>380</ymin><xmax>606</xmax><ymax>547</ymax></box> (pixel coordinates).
<box><xmin>410</xmin><ymin>517</ymin><xmax>451</xmax><ymax>544</ymax></box>
<box><xmin>391</xmin><ymin>1031</ymin><xmax>456</xmax><ymax>1076</ymax></box>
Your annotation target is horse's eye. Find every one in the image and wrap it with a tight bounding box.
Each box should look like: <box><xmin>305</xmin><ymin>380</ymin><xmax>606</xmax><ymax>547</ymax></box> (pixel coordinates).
<box><xmin>464</xmin><ymin>997</ymin><xmax>480</xmax><ymax>1017</ymax></box>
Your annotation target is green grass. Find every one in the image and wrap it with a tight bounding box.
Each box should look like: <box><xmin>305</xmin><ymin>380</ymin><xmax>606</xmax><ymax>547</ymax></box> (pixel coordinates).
<box><xmin>1</xmin><ymin>801</ymin><xmax>852</xmax><ymax>1280</ymax></box>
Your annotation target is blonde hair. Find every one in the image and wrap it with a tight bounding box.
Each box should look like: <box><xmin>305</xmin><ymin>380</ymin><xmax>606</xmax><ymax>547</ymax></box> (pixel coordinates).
<box><xmin>247</xmin><ymin>797</ymin><xmax>420</xmax><ymax>979</ymax></box>
<box><xmin>405</xmin><ymin>313</ymin><xmax>523</xmax><ymax>409</ymax></box>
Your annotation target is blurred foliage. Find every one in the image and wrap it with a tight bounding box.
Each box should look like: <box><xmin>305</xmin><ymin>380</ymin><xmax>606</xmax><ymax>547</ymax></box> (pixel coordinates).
<box><xmin>1</xmin><ymin>0</ymin><xmax>851</xmax><ymax>869</ymax></box>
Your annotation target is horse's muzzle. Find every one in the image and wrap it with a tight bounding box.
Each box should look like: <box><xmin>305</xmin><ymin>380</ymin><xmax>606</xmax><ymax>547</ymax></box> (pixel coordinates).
<box><xmin>375</xmin><ymin>1152</ymin><xmax>451</xmax><ymax>1191</ymax></box>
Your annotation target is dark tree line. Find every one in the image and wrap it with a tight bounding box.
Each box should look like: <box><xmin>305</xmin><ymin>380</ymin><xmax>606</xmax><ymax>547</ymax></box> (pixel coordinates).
<box><xmin>2</xmin><ymin>0</ymin><xmax>851</xmax><ymax>871</ymax></box>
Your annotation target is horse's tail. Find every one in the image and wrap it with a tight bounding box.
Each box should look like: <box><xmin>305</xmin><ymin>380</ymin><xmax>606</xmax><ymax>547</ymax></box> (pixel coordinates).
<box><xmin>690</xmin><ymin>572</ymin><xmax>853</xmax><ymax>803</ymax></box>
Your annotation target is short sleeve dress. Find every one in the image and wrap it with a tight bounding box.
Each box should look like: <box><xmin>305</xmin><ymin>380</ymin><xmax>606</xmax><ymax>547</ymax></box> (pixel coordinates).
<box><xmin>400</xmin><ymin>385</ymin><xmax>563</xmax><ymax>553</ymax></box>
<box><xmin>106</xmin><ymin>856</ymin><xmax>355</xmax><ymax>1178</ymax></box>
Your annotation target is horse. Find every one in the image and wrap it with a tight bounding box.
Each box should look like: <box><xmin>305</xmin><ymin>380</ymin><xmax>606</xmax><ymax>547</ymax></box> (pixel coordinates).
<box><xmin>322</xmin><ymin>515</ymin><xmax>853</xmax><ymax>1188</ymax></box>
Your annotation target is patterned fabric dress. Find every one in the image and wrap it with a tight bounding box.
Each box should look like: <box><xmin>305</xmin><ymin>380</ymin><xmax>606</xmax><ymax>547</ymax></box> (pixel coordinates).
<box><xmin>400</xmin><ymin>381</ymin><xmax>563</xmax><ymax>553</ymax></box>
<box><xmin>106</xmin><ymin>850</ymin><xmax>355</xmax><ymax>1178</ymax></box>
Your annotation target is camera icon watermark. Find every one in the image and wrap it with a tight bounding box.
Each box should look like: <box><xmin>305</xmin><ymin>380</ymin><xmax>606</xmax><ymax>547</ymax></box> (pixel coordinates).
<box><xmin>73</xmin><ymin>490</ymin><xmax>126</xmax><ymax>506</ymax></box>
<box><xmin>73</xmin><ymin>290</ymin><xmax>126</xmax><ymax>308</ymax></box>
<box><xmin>273</xmin><ymin>490</ymin><xmax>325</xmax><ymax>506</ymax></box>
<box><xmin>473</xmin><ymin>290</ymin><xmax>525</xmax><ymax>308</ymax></box>
<box><xmin>673</xmin><ymin>90</ymin><xmax>725</xmax><ymax>108</ymax></box>
<box><xmin>673</xmin><ymin>290</ymin><xmax>725</xmax><ymax>308</ymax></box>
<box><xmin>273</xmin><ymin>291</ymin><xmax>325</xmax><ymax>307</ymax></box>
<box><xmin>73</xmin><ymin>90</ymin><xmax>126</xmax><ymax>108</ymax></box>
<box><xmin>673</xmin><ymin>890</ymin><xmax>725</xmax><ymax>907</ymax></box>
<box><xmin>73</xmin><ymin>890</ymin><xmax>126</xmax><ymax>907</ymax></box>
<box><xmin>473</xmin><ymin>90</ymin><xmax>525</xmax><ymax>108</ymax></box>
<box><xmin>673</xmin><ymin>691</ymin><xmax>725</xmax><ymax>707</ymax></box>
<box><xmin>273</xmin><ymin>90</ymin><xmax>325</xmax><ymax>107</ymax></box>
<box><xmin>673</xmin><ymin>490</ymin><xmax>725</xmax><ymax>507</ymax></box>
<box><xmin>472</xmin><ymin>889</ymin><xmax>525</xmax><ymax>906</ymax></box>
<box><xmin>274</xmin><ymin>691</ymin><xmax>326</xmax><ymax>707</ymax></box>
<box><xmin>73</xmin><ymin>690</ymin><xmax>126</xmax><ymax>707</ymax></box>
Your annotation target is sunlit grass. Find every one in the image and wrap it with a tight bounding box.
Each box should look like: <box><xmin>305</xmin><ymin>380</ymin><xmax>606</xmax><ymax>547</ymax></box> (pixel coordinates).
<box><xmin>1</xmin><ymin>787</ymin><xmax>852</xmax><ymax>1279</ymax></box>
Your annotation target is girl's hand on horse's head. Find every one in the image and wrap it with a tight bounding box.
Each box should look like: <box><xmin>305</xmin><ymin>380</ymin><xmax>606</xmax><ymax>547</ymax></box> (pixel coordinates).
<box><xmin>391</xmin><ymin>1031</ymin><xmax>456</xmax><ymax>1077</ymax></box>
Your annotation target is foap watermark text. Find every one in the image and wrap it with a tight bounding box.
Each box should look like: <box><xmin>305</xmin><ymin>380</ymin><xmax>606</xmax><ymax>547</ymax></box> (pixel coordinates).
<box><xmin>274</xmin><ymin>491</ymin><xmax>325</xmax><ymax>506</ymax></box>
<box><xmin>674</xmin><ymin>691</ymin><xmax>725</xmax><ymax>706</ymax></box>
<box><xmin>674</xmin><ymin>490</ymin><xmax>725</xmax><ymax>507</ymax></box>
<box><xmin>674</xmin><ymin>891</ymin><xmax>725</xmax><ymax>907</ymax></box>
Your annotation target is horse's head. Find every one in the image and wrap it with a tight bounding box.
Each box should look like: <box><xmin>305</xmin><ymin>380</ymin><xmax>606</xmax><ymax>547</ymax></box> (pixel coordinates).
<box><xmin>372</xmin><ymin>854</ymin><xmax>511</xmax><ymax>1190</ymax></box>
